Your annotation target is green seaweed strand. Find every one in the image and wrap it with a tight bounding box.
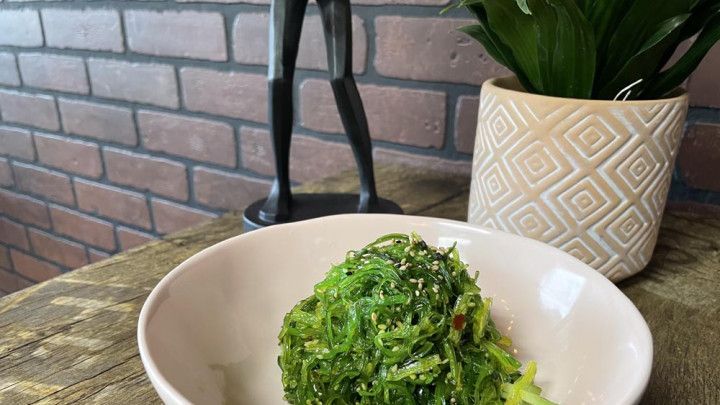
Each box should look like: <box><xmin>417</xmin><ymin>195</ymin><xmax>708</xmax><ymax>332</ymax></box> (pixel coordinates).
<box><xmin>279</xmin><ymin>233</ymin><xmax>556</xmax><ymax>405</ymax></box>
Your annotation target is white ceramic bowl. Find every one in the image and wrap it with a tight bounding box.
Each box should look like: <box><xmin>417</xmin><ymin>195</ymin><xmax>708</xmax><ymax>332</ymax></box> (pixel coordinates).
<box><xmin>138</xmin><ymin>214</ymin><xmax>652</xmax><ymax>405</ymax></box>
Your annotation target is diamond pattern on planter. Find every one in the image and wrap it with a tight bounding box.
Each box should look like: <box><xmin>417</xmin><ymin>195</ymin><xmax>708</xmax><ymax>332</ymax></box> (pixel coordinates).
<box><xmin>468</xmin><ymin>78</ymin><xmax>689</xmax><ymax>281</ymax></box>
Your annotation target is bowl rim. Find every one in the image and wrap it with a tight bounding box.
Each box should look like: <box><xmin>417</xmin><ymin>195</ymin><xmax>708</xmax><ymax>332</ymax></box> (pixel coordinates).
<box><xmin>137</xmin><ymin>213</ymin><xmax>653</xmax><ymax>405</ymax></box>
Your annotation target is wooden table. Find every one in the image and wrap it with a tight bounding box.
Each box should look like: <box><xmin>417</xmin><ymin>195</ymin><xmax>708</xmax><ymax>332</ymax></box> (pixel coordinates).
<box><xmin>0</xmin><ymin>166</ymin><xmax>718</xmax><ymax>404</ymax></box>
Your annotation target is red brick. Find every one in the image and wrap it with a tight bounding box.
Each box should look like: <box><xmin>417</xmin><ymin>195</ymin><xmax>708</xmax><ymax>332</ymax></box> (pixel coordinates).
<box><xmin>193</xmin><ymin>166</ymin><xmax>271</xmax><ymax>210</ymax></box>
<box><xmin>117</xmin><ymin>226</ymin><xmax>156</xmax><ymax>251</ymax></box>
<box><xmin>0</xmin><ymin>268</ymin><xmax>18</xmax><ymax>293</ymax></box>
<box><xmin>28</xmin><ymin>228</ymin><xmax>87</xmax><ymax>269</ymax></box>
<box><xmin>689</xmin><ymin>43</ymin><xmax>720</xmax><ymax>108</ymax></box>
<box><xmin>0</xmin><ymin>158</ymin><xmax>12</xmax><ymax>186</ymax></box>
<box><xmin>454</xmin><ymin>96</ymin><xmax>479</xmax><ymax>154</ymax></box>
<box><xmin>0</xmin><ymin>217</ymin><xmax>29</xmax><ymax>250</ymax></box>
<box><xmin>10</xmin><ymin>249</ymin><xmax>62</xmax><ymax>283</ymax></box>
<box><xmin>354</xmin><ymin>0</ymin><xmax>448</xmax><ymax>4</ymax></box>
<box><xmin>665</xmin><ymin>201</ymin><xmax>720</xmax><ymax>216</ymax></box>
<box><xmin>151</xmin><ymin>198</ymin><xmax>217</xmax><ymax>235</ymax></box>
<box><xmin>0</xmin><ymin>268</ymin><xmax>32</xmax><ymax>293</ymax></box>
<box><xmin>12</xmin><ymin>162</ymin><xmax>74</xmax><ymax>205</ymax></box>
<box><xmin>18</xmin><ymin>53</ymin><xmax>89</xmax><ymax>94</ymax></box>
<box><xmin>49</xmin><ymin>204</ymin><xmax>115</xmax><ymax>251</ymax></box>
<box><xmin>0</xmin><ymin>90</ymin><xmax>60</xmax><ymax>131</ymax></box>
<box><xmin>373</xmin><ymin>148</ymin><xmax>471</xmax><ymax>175</ymax></box>
<box><xmin>88</xmin><ymin>58</ymin><xmax>179</xmax><ymax>108</ymax></box>
<box><xmin>138</xmin><ymin>110</ymin><xmax>236</xmax><ymax>167</ymax></box>
<box><xmin>0</xmin><ymin>9</ymin><xmax>43</xmax><ymax>47</ymax></box>
<box><xmin>0</xmin><ymin>52</ymin><xmax>20</xmax><ymax>86</ymax></box>
<box><xmin>74</xmin><ymin>179</ymin><xmax>151</xmax><ymax>229</ymax></box>
<box><xmin>678</xmin><ymin>123</ymin><xmax>720</xmax><ymax>192</ymax></box>
<box><xmin>0</xmin><ymin>126</ymin><xmax>34</xmax><ymax>160</ymax></box>
<box><xmin>300</xmin><ymin>79</ymin><xmax>446</xmax><ymax>148</ymax></box>
<box><xmin>58</xmin><ymin>98</ymin><xmax>137</xmax><ymax>146</ymax></box>
<box><xmin>41</xmin><ymin>8</ymin><xmax>123</xmax><ymax>53</ymax></box>
<box><xmin>178</xmin><ymin>0</ymin><xmax>265</xmax><ymax>3</ymax></box>
<box><xmin>88</xmin><ymin>248</ymin><xmax>111</xmax><ymax>263</ymax></box>
<box><xmin>103</xmin><ymin>147</ymin><xmax>188</xmax><ymax>201</ymax></box>
<box><xmin>35</xmin><ymin>133</ymin><xmax>103</xmax><ymax>178</ymax></box>
<box><xmin>374</xmin><ymin>17</ymin><xmax>508</xmax><ymax>85</ymax></box>
<box><xmin>125</xmin><ymin>10</ymin><xmax>227</xmax><ymax>61</ymax></box>
<box><xmin>180</xmin><ymin>68</ymin><xmax>267</xmax><ymax>122</ymax></box>
<box><xmin>0</xmin><ymin>245</ymin><xmax>10</xmax><ymax>270</ymax></box>
<box><xmin>233</xmin><ymin>14</ymin><xmax>366</xmax><ymax>73</ymax></box>
<box><xmin>240</xmin><ymin>127</ymin><xmax>355</xmax><ymax>182</ymax></box>
<box><xmin>0</xmin><ymin>189</ymin><xmax>50</xmax><ymax>229</ymax></box>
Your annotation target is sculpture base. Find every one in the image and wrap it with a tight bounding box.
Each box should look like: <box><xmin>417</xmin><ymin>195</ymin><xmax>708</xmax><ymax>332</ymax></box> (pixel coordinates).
<box><xmin>243</xmin><ymin>193</ymin><xmax>403</xmax><ymax>232</ymax></box>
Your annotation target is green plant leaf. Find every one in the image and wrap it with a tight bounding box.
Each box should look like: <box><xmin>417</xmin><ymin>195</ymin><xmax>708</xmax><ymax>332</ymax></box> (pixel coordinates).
<box><xmin>679</xmin><ymin>0</ymin><xmax>720</xmax><ymax>40</ymax></box>
<box><xmin>580</xmin><ymin>0</ymin><xmax>632</xmax><ymax>67</ymax></box>
<box><xmin>479</xmin><ymin>0</ymin><xmax>542</xmax><ymax>93</ymax></box>
<box><xmin>598</xmin><ymin>14</ymin><xmax>690</xmax><ymax>99</ymax></box>
<box><xmin>458</xmin><ymin>25</ymin><xmax>510</xmax><ymax>68</ymax></box>
<box><xmin>599</xmin><ymin>0</ymin><xmax>695</xmax><ymax>86</ymax></box>
<box><xmin>526</xmin><ymin>0</ymin><xmax>596</xmax><ymax>98</ymax></box>
<box><xmin>447</xmin><ymin>0</ymin><xmax>720</xmax><ymax>100</ymax></box>
<box><xmin>516</xmin><ymin>0</ymin><xmax>531</xmax><ymax>14</ymax></box>
<box><xmin>459</xmin><ymin>4</ymin><xmax>537</xmax><ymax>92</ymax></box>
<box><xmin>644</xmin><ymin>14</ymin><xmax>720</xmax><ymax>97</ymax></box>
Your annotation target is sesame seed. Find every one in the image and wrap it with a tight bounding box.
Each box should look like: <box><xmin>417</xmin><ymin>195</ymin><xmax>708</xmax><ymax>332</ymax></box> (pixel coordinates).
<box><xmin>409</xmin><ymin>251</ymin><xmax>416</xmax><ymax>257</ymax></box>
<box><xmin>432</xmin><ymin>260</ymin><xmax>439</xmax><ymax>265</ymax></box>
<box><xmin>409</xmin><ymin>278</ymin><xmax>418</xmax><ymax>283</ymax></box>
<box><xmin>399</xmin><ymin>265</ymin><xmax>407</xmax><ymax>271</ymax></box>
<box><xmin>451</xmin><ymin>398</ymin><xmax>456</xmax><ymax>404</ymax></box>
<box><xmin>451</xmin><ymin>271</ymin><xmax>457</xmax><ymax>276</ymax></box>
<box><xmin>371</xmin><ymin>312</ymin><xmax>378</xmax><ymax>323</ymax></box>
<box><xmin>415</xmin><ymin>290</ymin><xmax>420</xmax><ymax>297</ymax></box>
<box><xmin>379</xmin><ymin>291</ymin><xmax>385</xmax><ymax>299</ymax></box>
<box><xmin>431</xmin><ymin>265</ymin><xmax>439</xmax><ymax>271</ymax></box>
<box><xmin>390</xmin><ymin>282</ymin><xmax>396</xmax><ymax>289</ymax></box>
<box><xmin>401</xmin><ymin>258</ymin><xmax>407</xmax><ymax>264</ymax></box>
<box><xmin>418</xmin><ymin>278</ymin><xmax>424</xmax><ymax>283</ymax></box>
<box><xmin>404</xmin><ymin>246</ymin><xmax>411</xmax><ymax>253</ymax></box>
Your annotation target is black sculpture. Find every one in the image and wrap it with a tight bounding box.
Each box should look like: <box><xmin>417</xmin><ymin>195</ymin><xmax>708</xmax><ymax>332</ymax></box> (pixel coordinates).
<box><xmin>243</xmin><ymin>0</ymin><xmax>402</xmax><ymax>231</ymax></box>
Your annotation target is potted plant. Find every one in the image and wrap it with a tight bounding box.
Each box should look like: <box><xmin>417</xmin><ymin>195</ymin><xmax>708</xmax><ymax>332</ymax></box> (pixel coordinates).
<box><xmin>448</xmin><ymin>0</ymin><xmax>720</xmax><ymax>281</ymax></box>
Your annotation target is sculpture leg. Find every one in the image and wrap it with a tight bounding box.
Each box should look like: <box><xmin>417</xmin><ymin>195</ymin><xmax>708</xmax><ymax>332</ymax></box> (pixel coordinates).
<box><xmin>260</xmin><ymin>0</ymin><xmax>308</xmax><ymax>222</ymax></box>
<box><xmin>317</xmin><ymin>0</ymin><xmax>378</xmax><ymax>213</ymax></box>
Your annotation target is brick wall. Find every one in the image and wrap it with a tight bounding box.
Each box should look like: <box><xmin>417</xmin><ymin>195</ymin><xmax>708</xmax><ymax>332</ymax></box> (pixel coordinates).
<box><xmin>1</xmin><ymin>1</ymin><xmax>720</xmax><ymax>296</ymax></box>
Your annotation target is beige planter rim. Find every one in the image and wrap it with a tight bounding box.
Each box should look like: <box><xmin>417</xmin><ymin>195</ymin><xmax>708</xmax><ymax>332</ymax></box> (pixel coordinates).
<box><xmin>486</xmin><ymin>76</ymin><xmax>688</xmax><ymax>107</ymax></box>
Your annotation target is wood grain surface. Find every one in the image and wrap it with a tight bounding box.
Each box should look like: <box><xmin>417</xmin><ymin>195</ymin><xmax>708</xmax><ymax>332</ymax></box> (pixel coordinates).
<box><xmin>0</xmin><ymin>165</ymin><xmax>717</xmax><ymax>404</ymax></box>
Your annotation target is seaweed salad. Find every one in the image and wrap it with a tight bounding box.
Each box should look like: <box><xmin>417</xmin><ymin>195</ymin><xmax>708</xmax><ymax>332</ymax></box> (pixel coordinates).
<box><xmin>278</xmin><ymin>233</ymin><xmax>555</xmax><ymax>404</ymax></box>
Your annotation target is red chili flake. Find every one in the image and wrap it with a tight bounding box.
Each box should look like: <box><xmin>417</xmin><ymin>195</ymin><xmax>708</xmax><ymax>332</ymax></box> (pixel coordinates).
<box><xmin>452</xmin><ymin>314</ymin><xmax>466</xmax><ymax>331</ymax></box>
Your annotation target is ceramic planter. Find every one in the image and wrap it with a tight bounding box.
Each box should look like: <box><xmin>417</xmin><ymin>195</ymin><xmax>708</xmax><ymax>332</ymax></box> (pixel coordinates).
<box><xmin>467</xmin><ymin>77</ymin><xmax>689</xmax><ymax>282</ymax></box>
